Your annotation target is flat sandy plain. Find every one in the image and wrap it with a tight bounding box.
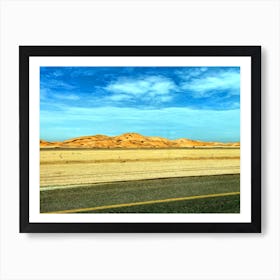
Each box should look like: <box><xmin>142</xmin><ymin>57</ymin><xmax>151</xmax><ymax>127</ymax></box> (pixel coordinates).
<box><xmin>40</xmin><ymin>148</ymin><xmax>240</xmax><ymax>189</ymax></box>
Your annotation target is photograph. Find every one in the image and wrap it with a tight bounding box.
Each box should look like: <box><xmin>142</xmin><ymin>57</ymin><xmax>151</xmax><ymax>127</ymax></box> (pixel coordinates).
<box><xmin>19</xmin><ymin>46</ymin><xmax>261</xmax><ymax>232</ymax></box>
<box><xmin>39</xmin><ymin>65</ymin><xmax>240</xmax><ymax>214</ymax></box>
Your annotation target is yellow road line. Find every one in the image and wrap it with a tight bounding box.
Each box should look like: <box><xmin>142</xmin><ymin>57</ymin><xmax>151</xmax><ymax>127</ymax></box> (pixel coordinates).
<box><xmin>45</xmin><ymin>191</ymin><xmax>240</xmax><ymax>214</ymax></box>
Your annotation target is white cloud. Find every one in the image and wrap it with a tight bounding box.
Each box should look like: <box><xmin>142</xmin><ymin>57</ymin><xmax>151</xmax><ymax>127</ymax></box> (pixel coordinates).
<box><xmin>175</xmin><ymin>67</ymin><xmax>208</xmax><ymax>80</ymax></box>
<box><xmin>105</xmin><ymin>76</ymin><xmax>177</xmax><ymax>103</ymax></box>
<box><xmin>182</xmin><ymin>70</ymin><xmax>240</xmax><ymax>98</ymax></box>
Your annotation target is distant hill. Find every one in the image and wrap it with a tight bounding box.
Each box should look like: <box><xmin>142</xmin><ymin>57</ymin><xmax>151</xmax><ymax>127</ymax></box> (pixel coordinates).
<box><xmin>40</xmin><ymin>133</ymin><xmax>240</xmax><ymax>148</ymax></box>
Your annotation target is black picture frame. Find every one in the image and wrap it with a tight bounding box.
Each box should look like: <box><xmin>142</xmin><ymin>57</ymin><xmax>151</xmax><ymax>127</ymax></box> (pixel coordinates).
<box><xmin>19</xmin><ymin>46</ymin><xmax>261</xmax><ymax>233</ymax></box>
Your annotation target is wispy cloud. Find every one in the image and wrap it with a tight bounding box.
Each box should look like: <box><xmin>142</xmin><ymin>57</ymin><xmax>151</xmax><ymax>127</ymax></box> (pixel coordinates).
<box><xmin>175</xmin><ymin>67</ymin><xmax>208</xmax><ymax>80</ymax></box>
<box><xmin>53</xmin><ymin>93</ymin><xmax>80</xmax><ymax>101</ymax></box>
<box><xmin>40</xmin><ymin>79</ymin><xmax>76</xmax><ymax>91</ymax></box>
<box><xmin>105</xmin><ymin>76</ymin><xmax>176</xmax><ymax>104</ymax></box>
<box><xmin>181</xmin><ymin>68</ymin><xmax>240</xmax><ymax>98</ymax></box>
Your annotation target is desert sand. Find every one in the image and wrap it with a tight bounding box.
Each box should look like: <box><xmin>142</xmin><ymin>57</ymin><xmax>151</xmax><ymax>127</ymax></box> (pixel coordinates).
<box><xmin>40</xmin><ymin>148</ymin><xmax>240</xmax><ymax>188</ymax></box>
<box><xmin>40</xmin><ymin>133</ymin><xmax>240</xmax><ymax>149</ymax></box>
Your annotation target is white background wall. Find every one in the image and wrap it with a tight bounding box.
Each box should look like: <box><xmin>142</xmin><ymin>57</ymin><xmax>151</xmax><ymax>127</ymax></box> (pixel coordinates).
<box><xmin>0</xmin><ymin>0</ymin><xmax>279</xmax><ymax>279</ymax></box>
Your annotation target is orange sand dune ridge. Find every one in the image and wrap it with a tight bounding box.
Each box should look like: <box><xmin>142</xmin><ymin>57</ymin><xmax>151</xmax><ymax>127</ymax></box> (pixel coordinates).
<box><xmin>40</xmin><ymin>133</ymin><xmax>240</xmax><ymax>149</ymax></box>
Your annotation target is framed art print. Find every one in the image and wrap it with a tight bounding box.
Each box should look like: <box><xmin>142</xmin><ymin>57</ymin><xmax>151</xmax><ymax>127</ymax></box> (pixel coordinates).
<box><xmin>19</xmin><ymin>46</ymin><xmax>261</xmax><ymax>233</ymax></box>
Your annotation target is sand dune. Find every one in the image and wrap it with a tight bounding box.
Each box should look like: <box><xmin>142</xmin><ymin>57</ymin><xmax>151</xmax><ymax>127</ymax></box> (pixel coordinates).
<box><xmin>40</xmin><ymin>132</ymin><xmax>240</xmax><ymax>149</ymax></box>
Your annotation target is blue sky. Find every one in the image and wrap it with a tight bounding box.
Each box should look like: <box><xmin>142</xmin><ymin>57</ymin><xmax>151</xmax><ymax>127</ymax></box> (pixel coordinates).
<box><xmin>40</xmin><ymin>66</ymin><xmax>240</xmax><ymax>142</ymax></box>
